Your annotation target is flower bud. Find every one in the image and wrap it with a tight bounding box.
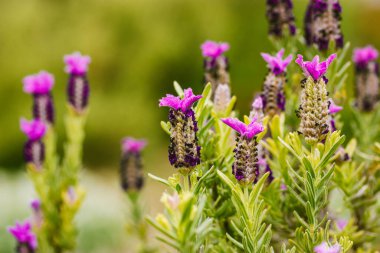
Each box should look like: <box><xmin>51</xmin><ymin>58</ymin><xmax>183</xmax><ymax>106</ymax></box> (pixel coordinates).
<box><xmin>20</xmin><ymin>119</ymin><xmax>47</xmax><ymax>168</ymax></box>
<box><xmin>266</xmin><ymin>0</ymin><xmax>296</xmax><ymax>38</ymax></box>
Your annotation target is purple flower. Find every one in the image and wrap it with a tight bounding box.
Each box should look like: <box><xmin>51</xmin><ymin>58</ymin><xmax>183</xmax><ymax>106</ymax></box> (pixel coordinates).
<box><xmin>30</xmin><ymin>199</ymin><xmax>41</xmax><ymax>212</ymax></box>
<box><xmin>252</xmin><ymin>96</ymin><xmax>264</xmax><ymax>110</ymax></box>
<box><xmin>261</xmin><ymin>49</ymin><xmax>293</xmax><ymax>75</ymax></box>
<box><xmin>201</xmin><ymin>41</ymin><xmax>230</xmax><ymax>59</ymax></box>
<box><xmin>20</xmin><ymin>119</ymin><xmax>46</xmax><ymax>141</ymax></box>
<box><xmin>221</xmin><ymin>117</ymin><xmax>264</xmax><ymax>140</ymax></box>
<box><xmin>23</xmin><ymin>71</ymin><xmax>54</xmax><ymax>95</ymax></box>
<box><xmin>314</xmin><ymin>242</ymin><xmax>341</xmax><ymax>253</ymax></box>
<box><xmin>8</xmin><ymin>220</ymin><xmax>38</xmax><ymax>250</ymax></box>
<box><xmin>122</xmin><ymin>137</ymin><xmax>147</xmax><ymax>154</ymax></box>
<box><xmin>266</xmin><ymin>0</ymin><xmax>296</xmax><ymax>37</ymax></box>
<box><xmin>353</xmin><ymin>46</ymin><xmax>379</xmax><ymax>67</ymax></box>
<box><xmin>336</xmin><ymin>219</ymin><xmax>348</xmax><ymax>231</ymax></box>
<box><xmin>64</xmin><ymin>52</ymin><xmax>91</xmax><ymax>75</ymax></box>
<box><xmin>296</xmin><ymin>54</ymin><xmax>337</xmax><ymax>81</ymax></box>
<box><xmin>329</xmin><ymin>99</ymin><xmax>343</xmax><ymax>114</ymax></box>
<box><xmin>159</xmin><ymin>88</ymin><xmax>202</xmax><ymax>113</ymax></box>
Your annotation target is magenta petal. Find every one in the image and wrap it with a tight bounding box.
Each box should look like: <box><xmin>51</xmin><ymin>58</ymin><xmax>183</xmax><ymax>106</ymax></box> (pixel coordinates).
<box><xmin>353</xmin><ymin>46</ymin><xmax>379</xmax><ymax>65</ymax></box>
<box><xmin>180</xmin><ymin>88</ymin><xmax>202</xmax><ymax>112</ymax></box>
<box><xmin>245</xmin><ymin>119</ymin><xmax>264</xmax><ymax>139</ymax></box>
<box><xmin>122</xmin><ymin>137</ymin><xmax>147</xmax><ymax>153</ymax></box>
<box><xmin>221</xmin><ymin>118</ymin><xmax>247</xmax><ymax>135</ymax></box>
<box><xmin>252</xmin><ymin>96</ymin><xmax>263</xmax><ymax>109</ymax></box>
<box><xmin>23</xmin><ymin>71</ymin><xmax>54</xmax><ymax>95</ymax></box>
<box><xmin>296</xmin><ymin>54</ymin><xmax>336</xmax><ymax>80</ymax></box>
<box><xmin>201</xmin><ymin>40</ymin><xmax>229</xmax><ymax>59</ymax></box>
<box><xmin>20</xmin><ymin>118</ymin><xmax>47</xmax><ymax>141</ymax></box>
<box><xmin>159</xmin><ymin>95</ymin><xmax>181</xmax><ymax>110</ymax></box>
<box><xmin>329</xmin><ymin>99</ymin><xmax>343</xmax><ymax>114</ymax></box>
<box><xmin>64</xmin><ymin>52</ymin><xmax>91</xmax><ymax>75</ymax></box>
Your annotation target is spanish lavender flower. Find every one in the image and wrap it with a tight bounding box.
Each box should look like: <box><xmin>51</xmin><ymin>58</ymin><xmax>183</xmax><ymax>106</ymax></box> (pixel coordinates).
<box><xmin>249</xmin><ymin>95</ymin><xmax>265</xmax><ymax>121</ymax></box>
<box><xmin>30</xmin><ymin>199</ymin><xmax>42</xmax><ymax>228</ymax></box>
<box><xmin>328</xmin><ymin>99</ymin><xmax>342</xmax><ymax>132</ymax></box>
<box><xmin>20</xmin><ymin>118</ymin><xmax>47</xmax><ymax>168</ymax></box>
<box><xmin>23</xmin><ymin>71</ymin><xmax>55</xmax><ymax>124</ymax></box>
<box><xmin>314</xmin><ymin>242</ymin><xmax>341</xmax><ymax>253</ymax></box>
<box><xmin>201</xmin><ymin>41</ymin><xmax>230</xmax><ymax>95</ymax></box>
<box><xmin>295</xmin><ymin>54</ymin><xmax>336</xmax><ymax>145</ymax></box>
<box><xmin>353</xmin><ymin>46</ymin><xmax>379</xmax><ymax>111</ymax></box>
<box><xmin>261</xmin><ymin>49</ymin><xmax>292</xmax><ymax>117</ymax></box>
<box><xmin>159</xmin><ymin>88</ymin><xmax>202</xmax><ymax>172</ymax></box>
<box><xmin>120</xmin><ymin>137</ymin><xmax>147</xmax><ymax>191</ymax></box>
<box><xmin>8</xmin><ymin>220</ymin><xmax>38</xmax><ymax>253</ymax></box>
<box><xmin>64</xmin><ymin>52</ymin><xmax>91</xmax><ymax>113</ymax></box>
<box><xmin>213</xmin><ymin>83</ymin><xmax>231</xmax><ymax>114</ymax></box>
<box><xmin>266</xmin><ymin>0</ymin><xmax>296</xmax><ymax>37</ymax></box>
<box><xmin>304</xmin><ymin>0</ymin><xmax>344</xmax><ymax>51</ymax></box>
<box><xmin>221</xmin><ymin>117</ymin><xmax>264</xmax><ymax>185</ymax></box>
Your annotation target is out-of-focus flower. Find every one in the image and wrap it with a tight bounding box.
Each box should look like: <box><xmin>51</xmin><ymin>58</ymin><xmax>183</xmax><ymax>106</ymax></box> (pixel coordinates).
<box><xmin>249</xmin><ymin>95</ymin><xmax>265</xmax><ymax>122</ymax></box>
<box><xmin>213</xmin><ymin>83</ymin><xmax>231</xmax><ymax>114</ymax></box>
<box><xmin>221</xmin><ymin>117</ymin><xmax>264</xmax><ymax>184</ymax></box>
<box><xmin>328</xmin><ymin>99</ymin><xmax>342</xmax><ymax>132</ymax></box>
<box><xmin>336</xmin><ymin>219</ymin><xmax>348</xmax><ymax>231</ymax></box>
<box><xmin>201</xmin><ymin>41</ymin><xmax>230</xmax><ymax>59</ymax></box>
<box><xmin>64</xmin><ymin>52</ymin><xmax>91</xmax><ymax>113</ymax></box>
<box><xmin>30</xmin><ymin>199</ymin><xmax>42</xmax><ymax>228</ymax></box>
<box><xmin>20</xmin><ymin>119</ymin><xmax>47</xmax><ymax>168</ymax></box>
<box><xmin>23</xmin><ymin>71</ymin><xmax>55</xmax><ymax>124</ymax></box>
<box><xmin>120</xmin><ymin>137</ymin><xmax>147</xmax><ymax>191</ymax></box>
<box><xmin>314</xmin><ymin>242</ymin><xmax>341</xmax><ymax>253</ymax></box>
<box><xmin>159</xmin><ymin>88</ymin><xmax>202</xmax><ymax>172</ymax></box>
<box><xmin>8</xmin><ymin>220</ymin><xmax>38</xmax><ymax>253</ymax></box>
<box><xmin>266</xmin><ymin>0</ymin><xmax>296</xmax><ymax>38</ymax></box>
<box><xmin>353</xmin><ymin>46</ymin><xmax>379</xmax><ymax>111</ymax></box>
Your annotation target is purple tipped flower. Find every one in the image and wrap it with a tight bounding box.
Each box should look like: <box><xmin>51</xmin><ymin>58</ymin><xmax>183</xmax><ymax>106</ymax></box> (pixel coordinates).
<box><xmin>120</xmin><ymin>137</ymin><xmax>147</xmax><ymax>191</ymax></box>
<box><xmin>353</xmin><ymin>46</ymin><xmax>379</xmax><ymax>68</ymax></box>
<box><xmin>160</xmin><ymin>88</ymin><xmax>202</xmax><ymax>171</ymax></box>
<box><xmin>64</xmin><ymin>52</ymin><xmax>91</xmax><ymax>113</ymax></box>
<box><xmin>296</xmin><ymin>54</ymin><xmax>336</xmax><ymax>81</ymax></box>
<box><xmin>314</xmin><ymin>242</ymin><xmax>341</xmax><ymax>253</ymax></box>
<box><xmin>261</xmin><ymin>49</ymin><xmax>293</xmax><ymax>75</ymax></box>
<box><xmin>266</xmin><ymin>0</ymin><xmax>296</xmax><ymax>37</ymax></box>
<box><xmin>202</xmin><ymin>40</ymin><xmax>230</xmax><ymax>96</ymax></box>
<box><xmin>8</xmin><ymin>220</ymin><xmax>38</xmax><ymax>253</ymax></box>
<box><xmin>222</xmin><ymin>117</ymin><xmax>264</xmax><ymax>184</ymax></box>
<box><xmin>20</xmin><ymin>119</ymin><xmax>46</xmax><ymax>167</ymax></box>
<box><xmin>23</xmin><ymin>71</ymin><xmax>55</xmax><ymax>124</ymax></box>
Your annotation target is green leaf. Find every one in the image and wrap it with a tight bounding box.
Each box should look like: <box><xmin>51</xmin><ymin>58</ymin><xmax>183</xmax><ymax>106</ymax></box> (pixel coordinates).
<box><xmin>173</xmin><ymin>81</ymin><xmax>184</xmax><ymax>97</ymax></box>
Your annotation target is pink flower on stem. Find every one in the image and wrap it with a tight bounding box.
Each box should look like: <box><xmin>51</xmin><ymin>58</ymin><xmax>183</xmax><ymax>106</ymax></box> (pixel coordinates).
<box><xmin>8</xmin><ymin>220</ymin><xmax>38</xmax><ymax>250</ymax></box>
<box><xmin>23</xmin><ymin>71</ymin><xmax>54</xmax><ymax>95</ymax></box>
<box><xmin>221</xmin><ymin>117</ymin><xmax>264</xmax><ymax>140</ymax></box>
<box><xmin>261</xmin><ymin>49</ymin><xmax>293</xmax><ymax>75</ymax></box>
<box><xmin>20</xmin><ymin>118</ymin><xmax>47</xmax><ymax>141</ymax></box>
<box><xmin>159</xmin><ymin>88</ymin><xmax>202</xmax><ymax>113</ymax></box>
<box><xmin>329</xmin><ymin>99</ymin><xmax>343</xmax><ymax>114</ymax></box>
<box><xmin>295</xmin><ymin>54</ymin><xmax>337</xmax><ymax>81</ymax></box>
<box><xmin>122</xmin><ymin>137</ymin><xmax>147</xmax><ymax>154</ymax></box>
<box><xmin>201</xmin><ymin>40</ymin><xmax>230</xmax><ymax>59</ymax></box>
<box><xmin>64</xmin><ymin>52</ymin><xmax>91</xmax><ymax>75</ymax></box>
<box><xmin>353</xmin><ymin>46</ymin><xmax>378</xmax><ymax>67</ymax></box>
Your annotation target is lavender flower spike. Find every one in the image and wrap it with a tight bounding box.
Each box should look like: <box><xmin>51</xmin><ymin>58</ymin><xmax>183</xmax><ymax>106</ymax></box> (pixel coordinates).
<box><xmin>261</xmin><ymin>49</ymin><xmax>292</xmax><ymax>117</ymax></box>
<box><xmin>201</xmin><ymin>40</ymin><xmax>230</xmax><ymax>96</ymax></box>
<box><xmin>261</xmin><ymin>49</ymin><xmax>293</xmax><ymax>75</ymax></box>
<box><xmin>295</xmin><ymin>54</ymin><xmax>337</xmax><ymax>81</ymax></box>
<box><xmin>8</xmin><ymin>220</ymin><xmax>38</xmax><ymax>253</ymax></box>
<box><xmin>159</xmin><ymin>88</ymin><xmax>202</xmax><ymax>172</ymax></box>
<box><xmin>120</xmin><ymin>137</ymin><xmax>147</xmax><ymax>191</ymax></box>
<box><xmin>353</xmin><ymin>46</ymin><xmax>380</xmax><ymax>111</ymax></box>
<box><xmin>64</xmin><ymin>52</ymin><xmax>91</xmax><ymax>113</ymax></box>
<box><xmin>23</xmin><ymin>71</ymin><xmax>55</xmax><ymax>124</ymax></box>
<box><xmin>296</xmin><ymin>54</ymin><xmax>336</xmax><ymax>145</ymax></box>
<box><xmin>221</xmin><ymin>117</ymin><xmax>264</xmax><ymax>185</ymax></box>
<box><xmin>266</xmin><ymin>0</ymin><xmax>296</xmax><ymax>37</ymax></box>
<box><xmin>20</xmin><ymin>118</ymin><xmax>47</xmax><ymax>168</ymax></box>
<box><xmin>314</xmin><ymin>242</ymin><xmax>341</xmax><ymax>253</ymax></box>
<box><xmin>249</xmin><ymin>95</ymin><xmax>264</xmax><ymax>122</ymax></box>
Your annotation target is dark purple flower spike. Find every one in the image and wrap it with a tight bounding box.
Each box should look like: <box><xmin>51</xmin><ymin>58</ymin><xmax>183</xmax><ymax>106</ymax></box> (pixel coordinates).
<box><xmin>353</xmin><ymin>46</ymin><xmax>380</xmax><ymax>111</ymax></box>
<box><xmin>120</xmin><ymin>137</ymin><xmax>147</xmax><ymax>191</ymax></box>
<box><xmin>23</xmin><ymin>71</ymin><xmax>55</xmax><ymax>124</ymax></box>
<box><xmin>266</xmin><ymin>0</ymin><xmax>296</xmax><ymax>38</ymax></box>
<box><xmin>201</xmin><ymin>41</ymin><xmax>230</xmax><ymax>96</ymax></box>
<box><xmin>221</xmin><ymin>117</ymin><xmax>264</xmax><ymax>185</ymax></box>
<box><xmin>8</xmin><ymin>220</ymin><xmax>38</xmax><ymax>253</ymax></box>
<box><xmin>64</xmin><ymin>52</ymin><xmax>91</xmax><ymax>114</ymax></box>
<box><xmin>20</xmin><ymin>118</ymin><xmax>47</xmax><ymax>168</ymax></box>
<box><xmin>159</xmin><ymin>88</ymin><xmax>202</xmax><ymax>173</ymax></box>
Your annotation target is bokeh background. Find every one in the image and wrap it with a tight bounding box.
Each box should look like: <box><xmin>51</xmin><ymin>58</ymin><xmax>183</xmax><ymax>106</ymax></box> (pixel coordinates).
<box><xmin>1</xmin><ymin>0</ymin><xmax>380</xmax><ymax>252</ymax></box>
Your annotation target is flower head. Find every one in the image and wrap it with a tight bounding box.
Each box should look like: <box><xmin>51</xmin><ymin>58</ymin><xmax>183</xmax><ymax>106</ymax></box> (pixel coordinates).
<box><xmin>30</xmin><ymin>199</ymin><xmax>41</xmax><ymax>212</ymax></box>
<box><xmin>296</xmin><ymin>54</ymin><xmax>337</xmax><ymax>81</ymax></box>
<box><xmin>252</xmin><ymin>96</ymin><xmax>264</xmax><ymax>110</ymax></box>
<box><xmin>8</xmin><ymin>220</ymin><xmax>38</xmax><ymax>250</ymax></box>
<box><xmin>64</xmin><ymin>52</ymin><xmax>91</xmax><ymax>75</ymax></box>
<box><xmin>201</xmin><ymin>41</ymin><xmax>230</xmax><ymax>59</ymax></box>
<box><xmin>314</xmin><ymin>242</ymin><xmax>341</xmax><ymax>253</ymax></box>
<box><xmin>159</xmin><ymin>88</ymin><xmax>202</xmax><ymax>113</ymax></box>
<box><xmin>221</xmin><ymin>117</ymin><xmax>264</xmax><ymax>139</ymax></box>
<box><xmin>353</xmin><ymin>46</ymin><xmax>379</xmax><ymax>66</ymax></box>
<box><xmin>261</xmin><ymin>49</ymin><xmax>293</xmax><ymax>75</ymax></box>
<box><xmin>329</xmin><ymin>99</ymin><xmax>343</xmax><ymax>114</ymax></box>
<box><xmin>336</xmin><ymin>219</ymin><xmax>348</xmax><ymax>231</ymax></box>
<box><xmin>20</xmin><ymin>118</ymin><xmax>46</xmax><ymax>141</ymax></box>
<box><xmin>122</xmin><ymin>137</ymin><xmax>147</xmax><ymax>154</ymax></box>
<box><xmin>23</xmin><ymin>71</ymin><xmax>54</xmax><ymax>95</ymax></box>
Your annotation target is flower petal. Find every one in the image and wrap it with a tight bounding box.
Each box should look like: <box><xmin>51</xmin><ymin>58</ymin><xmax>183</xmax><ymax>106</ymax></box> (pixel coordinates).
<box><xmin>221</xmin><ymin>118</ymin><xmax>247</xmax><ymax>135</ymax></box>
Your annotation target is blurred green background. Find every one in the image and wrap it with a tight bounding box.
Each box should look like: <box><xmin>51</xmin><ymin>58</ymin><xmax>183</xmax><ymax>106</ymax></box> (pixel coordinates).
<box><xmin>1</xmin><ymin>0</ymin><xmax>380</xmax><ymax>252</ymax></box>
